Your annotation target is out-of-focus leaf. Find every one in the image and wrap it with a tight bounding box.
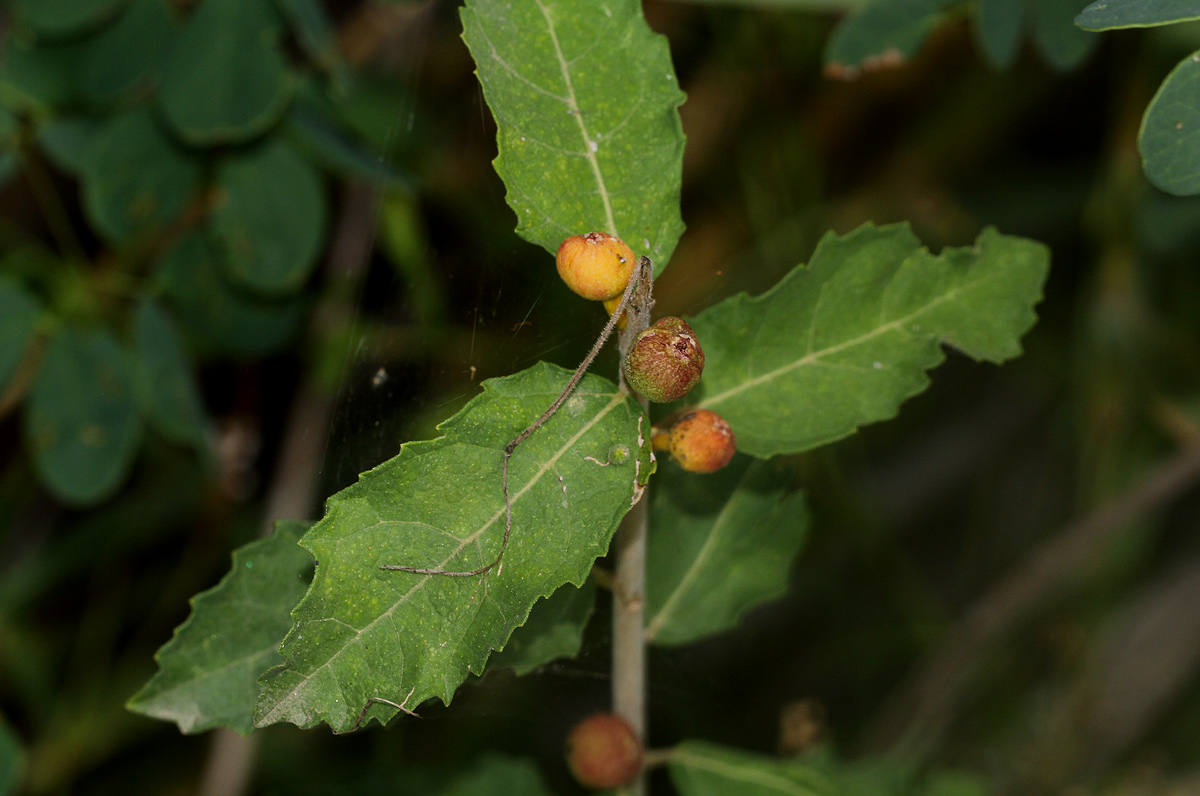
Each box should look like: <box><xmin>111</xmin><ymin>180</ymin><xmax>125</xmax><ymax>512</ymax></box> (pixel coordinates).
<box><xmin>378</xmin><ymin>192</ymin><xmax>444</xmax><ymax>327</ymax></box>
<box><xmin>439</xmin><ymin>756</ymin><xmax>555</xmax><ymax>796</ymax></box>
<box><xmin>645</xmin><ymin>458</ymin><xmax>807</xmax><ymax>645</ymax></box>
<box><xmin>666</xmin><ymin>0</ymin><xmax>867</xmax><ymax>7</ymax></box>
<box><xmin>80</xmin><ymin>0</ymin><xmax>175</xmax><ymax>106</ymax></box>
<box><xmin>824</xmin><ymin>0</ymin><xmax>955</xmax><ymax>75</ymax></box>
<box><xmin>461</xmin><ymin>0</ymin><xmax>686</xmax><ymax>274</ymax></box>
<box><xmin>923</xmin><ymin>770</ymin><xmax>989</xmax><ymax>796</ymax></box>
<box><xmin>285</xmin><ymin>107</ymin><xmax>408</xmax><ymax>188</ymax></box>
<box><xmin>212</xmin><ymin>140</ymin><xmax>327</xmax><ymax>295</ymax></box>
<box><xmin>126</xmin><ymin>521</ymin><xmax>313</xmax><ymax>735</ymax></box>
<box><xmin>0</xmin><ymin>37</ymin><xmax>85</xmax><ymax>110</ymax></box>
<box><xmin>490</xmin><ymin>578</ymin><xmax>595</xmax><ymax>674</ymax></box>
<box><xmin>23</xmin><ymin>326</ymin><xmax>141</xmax><ymax>505</ymax></box>
<box><xmin>1140</xmin><ymin>51</ymin><xmax>1200</xmax><ymax>195</ymax></box>
<box><xmin>131</xmin><ymin>300</ymin><xmax>207</xmax><ymax>448</ymax></box>
<box><xmin>36</xmin><ymin>117</ymin><xmax>99</xmax><ymax>174</ymax></box>
<box><xmin>79</xmin><ymin>109</ymin><xmax>202</xmax><ymax>242</ymax></box>
<box><xmin>158</xmin><ymin>233</ymin><xmax>307</xmax><ymax>358</ymax></box>
<box><xmin>159</xmin><ymin>0</ymin><xmax>292</xmax><ymax>145</ymax></box>
<box><xmin>0</xmin><ymin>716</ymin><xmax>22</xmax><ymax>796</ymax></box>
<box><xmin>669</xmin><ymin>740</ymin><xmax>837</xmax><ymax>795</ymax></box>
<box><xmin>0</xmin><ymin>107</ymin><xmax>17</xmax><ymax>151</ymax></box>
<box><xmin>272</xmin><ymin>0</ymin><xmax>343</xmax><ymax>75</ymax></box>
<box><xmin>14</xmin><ymin>0</ymin><xmax>128</xmax><ymax>38</ymax></box>
<box><xmin>976</xmin><ymin>0</ymin><xmax>1027</xmax><ymax>68</ymax></box>
<box><xmin>688</xmin><ymin>224</ymin><xmax>1049</xmax><ymax>458</ymax></box>
<box><xmin>1032</xmin><ymin>0</ymin><xmax>1097</xmax><ymax>69</ymax></box>
<box><xmin>1076</xmin><ymin>0</ymin><xmax>1200</xmax><ymax>30</ymax></box>
<box><xmin>255</xmin><ymin>364</ymin><xmax>644</xmax><ymax>732</ymax></box>
<box><xmin>0</xmin><ymin>278</ymin><xmax>42</xmax><ymax>391</ymax></box>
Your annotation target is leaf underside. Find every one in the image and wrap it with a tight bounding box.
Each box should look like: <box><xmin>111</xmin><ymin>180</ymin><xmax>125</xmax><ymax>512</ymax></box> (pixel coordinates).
<box><xmin>461</xmin><ymin>0</ymin><xmax>686</xmax><ymax>274</ymax></box>
<box><xmin>127</xmin><ymin>521</ymin><xmax>312</xmax><ymax>735</ymax></box>
<box><xmin>255</xmin><ymin>363</ymin><xmax>645</xmax><ymax>732</ymax></box>
<box><xmin>1076</xmin><ymin>0</ymin><xmax>1200</xmax><ymax>30</ymax></box>
<box><xmin>689</xmin><ymin>223</ymin><xmax>1049</xmax><ymax>458</ymax></box>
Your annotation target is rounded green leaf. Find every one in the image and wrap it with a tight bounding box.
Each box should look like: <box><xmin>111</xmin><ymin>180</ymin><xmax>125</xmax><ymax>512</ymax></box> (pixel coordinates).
<box><xmin>976</xmin><ymin>0</ymin><xmax>1027</xmax><ymax>69</ymax></box>
<box><xmin>824</xmin><ymin>0</ymin><xmax>954</xmax><ymax>74</ymax></box>
<box><xmin>24</xmin><ymin>326</ymin><xmax>141</xmax><ymax>505</ymax></box>
<box><xmin>1032</xmin><ymin>0</ymin><xmax>1098</xmax><ymax>70</ymax></box>
<box><xmin>159</xmin><ymin>0</ymin><xmax>293</xmax><ymax>145</ymax></box>
<box><xmin>80</xmin><ymin>0</ymin><xmax>176</xmax><ymax>106</ymax></box>
<box><xmin>36</xmin><ymin>117</ymin><xmax>100</xmax><ymax>175</ymax></box>
<box><xmin>461</xmin><ymin>0</ymin><xmax>686</xmax><ymax>274</ymax></box>
<box><xmin>132</xmin><ymin>300</ymin><xmax>208</xmax><ymax>447</ymax></box>
<box><xmin>1140</xmin><ymin>51</ymin><xmax>1200</xmax><ymax>195</ymax></box>
<box><xmin>14</xmin><ymin>0</ymin><xmax>128</xmax><ymax>38</ymax></box>
<box><xmin>0</xmin><ymin>37</ymin><xmax>86</xmax><ymax>110</ymax></box>
<box><xmin>0</xmin><ymin>278</ymin><xmax>42</xmax><ymax>392</ymax></box>
<box><xmin>158</xmin><ymin>233</ymin><xmax>307</xmax><ymax>357</ymax></box>
<box><xmin>212</xmin><ymin>140</ymin><xmax>327</xmax><ymax>294</ymax></box>
<box><xmin>79</xmin><ymin>109</ymin><xmax>202</xmax><ymax>242</ymax></box>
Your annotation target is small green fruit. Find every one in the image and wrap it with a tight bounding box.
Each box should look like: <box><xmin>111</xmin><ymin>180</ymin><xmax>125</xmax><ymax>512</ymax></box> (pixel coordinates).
<box><xmin>556</xmin><ymin>232</ymin><xmax>636</xmax><ymax>301</ymax></box>
<box><xmin>624</xmin><ymin>317</ymin><xmax>704</xmax><ymax>403</ymax></box>
<box><xmin>565</xmin><ymin>712</ymin><xmax>642</xmax><ymax>790</ymax></box>
<box><xmin>669</xmin><ymin>409</ymin><xmax>736</xmax><ymax>473</ymax></box>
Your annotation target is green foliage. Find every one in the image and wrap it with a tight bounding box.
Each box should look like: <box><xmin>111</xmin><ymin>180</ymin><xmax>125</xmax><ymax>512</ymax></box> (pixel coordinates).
<box><xmin>212</xmin><ymin>140</ymin><xmax>328</xmax><ymax>294</ymax></box>
<box><xmin>439</xmin><ymin>756</ymin><xmax>555</xmax><ymax>796</ymax></box>
<box><xmin>669</xmin><ymin>741</ymin><xmax>837</xmax><ymax>795</ymax></box>
<box><xmin>490</xmin><ymin>578</ymin><xmax>596</xmax><ymax>674</ymax></box>
<box><xmin>14</xmin><ymin>0</ymin><xmax>128</xmax><ymax>38</ymax></box>
<box><xmin>645</xmin><ymin>457</ymin><xmax>808</xmax><ymax>645</ymax></box>
<box><xmin>688</xmin><ymin>224</ymin><xmax>1049</xmax><ymax>457</ymax></box>
<box><xmin>460</xmin><ymin>0</ymin><xmax>686</xmax><ymax>273</ymax></box>
<box><xmin>127</xmin><ymin>521</ymin><xmax>313</xmax><ymax>735</ymax></box>
<box><xmin>826</xmin><ymin>0</ymin><xmax>1096</xmax><ymax>72</ymax></box>
<box><xmin>24</xmin><ymin>326</ymin><xmax>142</xmax><ymax>505</ymax></box>
<box><xmin>79</xmin><ymin>109</ymin><xmax>201</xmax><ymax>243</ymax></box>
<box><xmin>255</xmin><ymin>364</ymin><xmax>645</xmax><ymax>732</ymax></box>
<box><xmin>79</xmin><ymin>0</ymin><xmax>175</xmax><ymax>106</ymax></box>
<box><xmin>1076</xmin><ymin>0</ymin><xmax>1200</xmax><ymax>29</ymax></box>
<box><xmin>0</xmin><ymin>717</ymin><xmax>21</xmax><ymax>796</ymax></box>
<box><xmin>159</xmin><ymin>0</ymin><xmax>292</xmax><ymax>145</ymax></box>
<box><xmin>131</xmin><ymin>300</ymin><xmax>208</xmax><ymax>448</ymax></box>
<box><xmin>1139</xmin><ymin>53</ymin><xmax>1200</xmax><ymax>195</ymax></box>
<box><xmin>0</xmin><ymin>278</ymin><xmax>41</xmax><ymax>391</ymax></box>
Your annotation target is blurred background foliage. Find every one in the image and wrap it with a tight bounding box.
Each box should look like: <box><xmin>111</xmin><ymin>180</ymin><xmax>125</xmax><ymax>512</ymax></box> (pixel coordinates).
<box><xmin>2</xmin><ymin>0</ymin><xmax>1200</xmax><ymax>794</ymax></box>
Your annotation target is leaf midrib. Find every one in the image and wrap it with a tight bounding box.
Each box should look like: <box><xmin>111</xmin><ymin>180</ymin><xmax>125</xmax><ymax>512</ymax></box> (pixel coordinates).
<box><xmin>699</xmin><ymin>275</ymin><xmax>977</xmax><ymax>410</ymax></box>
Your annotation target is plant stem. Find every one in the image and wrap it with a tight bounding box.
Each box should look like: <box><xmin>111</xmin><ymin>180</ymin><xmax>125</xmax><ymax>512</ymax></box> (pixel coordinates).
<box><xmin>612</xmin><ymin>464</ymin><xmax>649</xmax><ymax>796</ymax></box>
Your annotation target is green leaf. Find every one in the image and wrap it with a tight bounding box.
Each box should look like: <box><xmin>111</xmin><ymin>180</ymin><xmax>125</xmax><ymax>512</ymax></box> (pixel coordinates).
<box><xmin>0</xmin><ymin>278</ymin><xmax>42</xmax><ymax>392</ymax></box>
<box><xmin>1139</xmin><ymin>51</ymin><xmax>1200</xmax><ymax>195</ymax></box>
<box><xmin>132</xmin><ymin>300</ymin><xmax>208</xmax><ymax>447</ymax></box>
<box><xmin>824</xmin><ymin>0</ymin><xmax>956</xmax><ymax>74</ymax></box>
<box><xmin>255</xmin><ymin>363</ymin><xmax>644</xmax><ymax>732</ymax></box>
<box><xmin>272</xmin><ymin>0</ymin><xmax>344</xmax><ymax>75</ymax></box>
<box><xmin>439</xmin><ymin>755</ymin><xmax>555</xmax><ymax>796</ymax></box>
<box><xmin>1076</xmin><ymin>0</ymin><xmax>1200</xmax><ymax>30</ymax></box>
<box><xmin>127</xmin><ymin>521</ymin><xmax>313</xmax><ymax>735</ymax></box>
<box><xmin>14</xmin><ymin>0</ymin><xmax>128</xmax><ymax>38</ymax></box>
<box><xmin>688</xmin><ymin>224</ymin><xmax>1049</xmax><ymax>458</ymax></box>
<box><xmin>665</xmin><ymin>0</ymin><xmax>868</xmax><ymax>7</ymax></box>
<box><xmin>489</xmin><ymin>578</ymin><xmax>595</xmax><ymax>674</ymax></box>
<box><xmin>37</xmin><ymin>117</ymin><xmax>100</xmax><ymax>175</ymax></box>
<box><xmin>923</xmin><ymin>770</ymin><xmax>989</xmax><ymax>796</ymax></box>
<box><xmin>669</xmin><ymin>740</ymin><xmax>838</xmax><ymax>796</ymax></box>
<box><xmin>975</xmin><ymin>0</ymin><xmax>1027</xmax><ymax>68</ymax></box>
<box><xmin>0</xmin><ymin>37</ymin><xmax>86</xmax><ymax>110</ymax></box>
<box><xmin>23</xmin><ymin>326</ymin><xmax>142</xmax><ymax>505</ymax></box>
<box><xmin>461</xmin><ymin>0</ymin><xmax>686</xmax><ymax>274</ymax></box>
<box><xmin>158</xmin><ymin>233</ymin><xmax>307</xmax><ymax>357</ymax></box>
<box><xmin>211</xmin><ymin>140</ymin><xmax>327</xmax><ymax>294</ymax></box>
<box><xmin>80</xmin><ymin>0</ymin><xmax>176</xmax><ymax>106</ymax></box>
<box><xmin>285</xmin><ymin>106</ymin><xmax>409</xmax><ymax>188</ymax></box>
<box><xmin>79</xmin><ymin>109</ymin><xmax>202</xmax><ymax>242</ymax></box>
<box><xmin>1032</xmin><ymin>0</ymin><xmax>1097</xmax><ymax>69</ymax></box>
<box><xmin>0</xmin><ymin>715</ymin><xmax>22</xmax><ymax>796</ymax></box>
<box><xmin>159</xmin><ymin>0</ymin><xmax>293</xmax><ymax>146</ymax></box>
<box><xmin>645</xmin><ymin>458</ymin><xmax>807</xmax><ymax>645</ymax></box>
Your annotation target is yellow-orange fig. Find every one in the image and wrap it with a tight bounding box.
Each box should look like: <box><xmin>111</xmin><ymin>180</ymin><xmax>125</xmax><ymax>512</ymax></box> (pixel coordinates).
<box><xmin>556</xmin><ymin>232</ymin><xmax>636</xmax><ymax>301</ymax></box>
<box><xmin>669</xmin><ymin>409</ymin><xmax>736</xmax><ymax>473</ymax></box>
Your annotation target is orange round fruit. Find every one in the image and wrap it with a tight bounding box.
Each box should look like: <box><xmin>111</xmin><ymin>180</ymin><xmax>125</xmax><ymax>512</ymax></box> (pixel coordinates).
<box><xmin>669</xmin><ymin>409</ymin><xmax>736</xmax><ymax>473</ymax></box>
<box><xmin>556</xmin><ymin>232</ymin><xmax>636</xmax><ymax>301</ymax></box>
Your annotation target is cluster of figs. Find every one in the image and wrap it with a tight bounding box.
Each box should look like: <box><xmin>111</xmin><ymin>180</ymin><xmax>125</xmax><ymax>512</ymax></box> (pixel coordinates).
<box><xmin>556</xmin><ymin>231</ymin><xmax>736</xmax><ymax>474</ymax></box>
